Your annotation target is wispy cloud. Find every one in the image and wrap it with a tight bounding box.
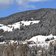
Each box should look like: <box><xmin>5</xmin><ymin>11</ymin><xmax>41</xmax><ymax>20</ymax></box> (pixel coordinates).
<box><xmin>29</xmin><ymin>0</ymin><xmax>47</xmax><ymax>2</ymax></box>
<box><xmin>0</xmin><ymin>0</ymin><xmax>49</xmax><ymax>5</ymax></box>
<box><xmin>15</xmin><ymin>0</ymin><xmax>49</xmax><ymax>9</ymax></box>
<box><xmin>0</xmin><ymin>0</ymin><xmax>52</xmax><ymax>9</ymax></box>
<box><xmin>16</xmin><ymin>0</ymin><xmax>48</xmax><ymax>5</ymax></box>
<box><xmin>0</xmin><ymin>0</ymin><xmax>10</xmax><ymax>4</ymax></box>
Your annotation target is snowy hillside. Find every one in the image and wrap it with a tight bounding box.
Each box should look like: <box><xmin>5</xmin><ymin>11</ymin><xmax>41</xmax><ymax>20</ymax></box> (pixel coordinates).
<box><xmin>0</xmin><ymin>34</ymin><xmax>56</xmax><ymax>49</ymax></box>
<box><xmin>0</xmin><ymin>20</ymin><xmax>40</xmax><ymax>32</ymax></box>
<box><xmin>0</xmin><ymin>8</ymin><xmax>56</xmax><ymax>42</ymax></box>
<box><xmin>27</xmin><ymin>34</ymin><xmax>56</xmax><ymax>48</ymax></box>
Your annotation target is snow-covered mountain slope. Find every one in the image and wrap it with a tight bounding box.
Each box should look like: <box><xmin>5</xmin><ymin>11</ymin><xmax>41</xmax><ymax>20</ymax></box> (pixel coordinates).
<box><xmin>0</xmin><ymin>20</ymin><xmax>40</xmax><ymax>32</ymax></box>
<box><xmin>0</xmin><ymin>34</ymin><xmax>56</xmax><ymax>49</ymax></box>
<box><xmin>0</xmin><ymin>24</ymin><xmax>12</xmax><ymax>32</ymax></box>
<box><xmin>20</xmin><ymin>20</ymin><xmax>40</xmax><ymax>26</ymax></box>
<box><xmin>28</xmin><ymin>34</ymin><xmax>56</xmax><ymax>48</ymax></box>
<box><xmin>1</xmin><ymin>8</ymin><xmax>56</xmax><ymax>41</ymax></box>
<box><xmin>28</xmin><ymin>34</ymin><xmax>54</xmax><ymax>43</ymax></box>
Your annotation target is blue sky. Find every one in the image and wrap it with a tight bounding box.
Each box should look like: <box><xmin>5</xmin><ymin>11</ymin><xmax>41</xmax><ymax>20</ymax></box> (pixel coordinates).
<box><xmin>0</xmin><ymin>0</ymin><xmax>56</xmax><ymax>17</ymax></box>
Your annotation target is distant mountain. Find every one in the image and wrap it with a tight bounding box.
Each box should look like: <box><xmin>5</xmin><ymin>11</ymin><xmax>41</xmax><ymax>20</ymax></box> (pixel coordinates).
<box><xmin>0</xmin><ymin>8</ymin><xmax>55</xmax><ymax>24</ymax></box>
<box><xmin>0</xmin><ymin>8</ymin><xmax>56</xmax><ymax>41</ymax></box>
